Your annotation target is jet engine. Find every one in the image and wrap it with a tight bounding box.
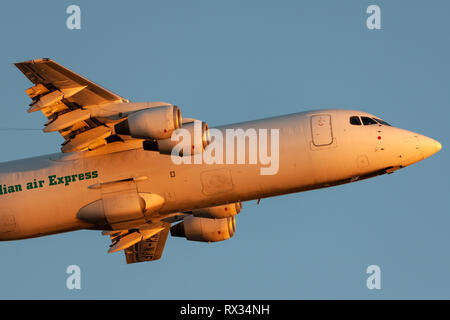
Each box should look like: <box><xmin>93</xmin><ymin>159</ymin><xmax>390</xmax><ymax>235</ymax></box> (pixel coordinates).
<box><xmin>170</xmin><ymin>215</ymin><xmax>236</xmax><ymax>242</ymax></box>
<box><xmin>115</xmin><ymin>105</ymin><xmax>182</xmax><ymax>140</ymax></box>
<box><xmin>192</xmin><ymin>202</ymin><xmax>242</xmax><ymax>219</ymax></box>
<box><xmin>157</xmin><ymin>119</ymin><xmax>210</xmax><ymax>156</ymax></box>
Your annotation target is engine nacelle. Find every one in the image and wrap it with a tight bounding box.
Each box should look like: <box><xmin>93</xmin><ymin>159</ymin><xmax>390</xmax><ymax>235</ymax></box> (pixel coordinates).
<box><xmin>170</xmin><ymin>215</ymin><xmax>236</xmax><ymax>242</ymax></box>
<box><xmin>157</xmin><ymin>120</ymin><xmax>210</xmax><ymax>156</ymax></box>
<box><xmin>115</xmin><ymin>105</ymin><xmax>182</xmax><ymax>140</ymax></box>
<box><xmin>192</xmin><ymin>202</ymin><xmax>242</xmax><ymax>219</ymax></box>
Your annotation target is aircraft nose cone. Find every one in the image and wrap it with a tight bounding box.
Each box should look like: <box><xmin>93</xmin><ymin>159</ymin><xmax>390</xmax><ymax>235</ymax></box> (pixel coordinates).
<box><xmin>420</xmin><ymin>136</ymin><xmax>442</xmax><ymax>159</ymax></box>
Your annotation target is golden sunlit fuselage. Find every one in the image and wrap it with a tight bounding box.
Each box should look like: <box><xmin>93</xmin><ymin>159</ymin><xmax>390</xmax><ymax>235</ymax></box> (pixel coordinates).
<box><xmin>0</xmin><ymin>109</ymin><xmax>441</xmax><ymax>241</ymax></box>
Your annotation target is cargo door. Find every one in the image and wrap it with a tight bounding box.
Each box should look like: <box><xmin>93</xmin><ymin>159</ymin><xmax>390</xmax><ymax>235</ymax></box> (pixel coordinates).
<box><xmin>311</xmin><ymin>114</ymin><xmax>333</xmax><ymax>146</ymax></box>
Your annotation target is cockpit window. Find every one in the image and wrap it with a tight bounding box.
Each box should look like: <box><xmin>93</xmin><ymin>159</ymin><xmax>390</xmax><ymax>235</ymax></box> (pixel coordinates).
<box><xmin>361</xmin><ymin>116</ymin><xmax>378</xmax><ymax>125</ymax></box>
<box><xmin>372</xmin><ymin>118</ymin><xmax>391</xmax><ymax>126</ymax></box>
<box><xmin>349</xmin><ymin>116</ymin><xmax>362</xmax><ymax>125</ymax></box>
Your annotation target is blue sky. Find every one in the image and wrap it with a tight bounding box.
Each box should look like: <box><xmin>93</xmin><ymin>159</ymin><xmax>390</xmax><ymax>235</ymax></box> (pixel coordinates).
<box><xmin>0</xmin><ymin>0</ymin><xmax>449</xmax><ymax>299</ymax></box>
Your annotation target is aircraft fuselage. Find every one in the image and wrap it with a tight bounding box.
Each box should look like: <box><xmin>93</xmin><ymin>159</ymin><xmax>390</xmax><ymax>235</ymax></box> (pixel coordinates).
<box><xmin>0</xmin><ymin>109</ymin><xmax>440</xmax><ymax>240</ymax></box>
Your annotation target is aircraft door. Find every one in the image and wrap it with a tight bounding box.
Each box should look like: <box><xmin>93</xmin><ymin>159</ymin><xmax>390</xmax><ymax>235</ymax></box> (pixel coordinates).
<box><xmin>311</xmin><ymin>114</ymin><xmax>334</xmax><ymax>147</ymax></box>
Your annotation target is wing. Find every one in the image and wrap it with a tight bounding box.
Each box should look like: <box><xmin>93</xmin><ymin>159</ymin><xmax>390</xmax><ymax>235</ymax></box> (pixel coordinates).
<box><xmin>103</xmin><ymin>222</ymin><xmax>171</xmax><ymax>264</ymax></box>
<box><xmin>14</xmin><ymin>58</ymin><xmax>129</xmax><ymax>152</ymax></box>
<box><xmin>124</xmin><ymin>226</ymin><xmax>170</xmax><ymax>264</ymax></box>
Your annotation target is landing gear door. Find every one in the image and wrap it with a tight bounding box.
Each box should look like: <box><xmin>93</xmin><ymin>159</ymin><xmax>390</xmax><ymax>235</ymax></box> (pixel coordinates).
<box><xmin>311</xmin><ymin>114</ymin><xmax>334</xmax><ymax>147</ymax></box>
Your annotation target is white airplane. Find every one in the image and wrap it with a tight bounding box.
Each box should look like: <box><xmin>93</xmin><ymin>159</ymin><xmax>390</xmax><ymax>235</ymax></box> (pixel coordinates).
<box><xmin>0</xmin><ymin>58</ymin><xmax>441</xmax><ymax>264</ymax></box>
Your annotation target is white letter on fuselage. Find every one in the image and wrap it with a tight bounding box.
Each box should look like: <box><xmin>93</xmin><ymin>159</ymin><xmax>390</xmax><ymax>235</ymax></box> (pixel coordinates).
<box><xmin>225</xmin><ymin>128</ymin><xmax>258</xmax><ymax>165</ymax></box>
<box><xmin>193</xmin><ymin>120</ymin><xmax>203</xmax><ymax>165</ymax></box>
<box><xmin>203</xmin><ymin>128</ymin><xmax>224</xmax><ymax>165</ymax></box>
<box><xmin>259</xmin><ymin>129</ymin><xmax>279</xmax><ymax>175</ymax></box>
<box><xmin>171</xmin><ymin>129</ymin><xmax>192</xmax><ymax>165</ymax></box>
